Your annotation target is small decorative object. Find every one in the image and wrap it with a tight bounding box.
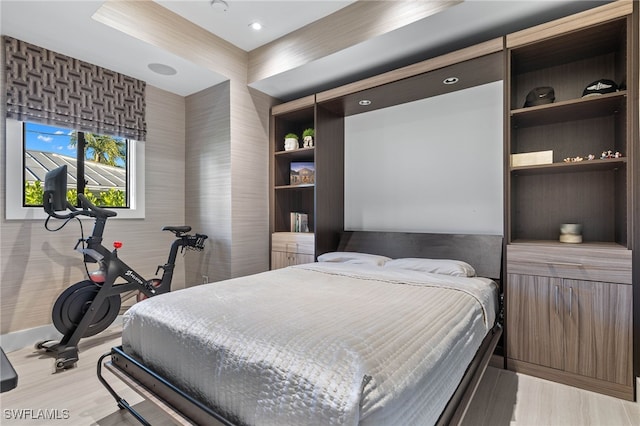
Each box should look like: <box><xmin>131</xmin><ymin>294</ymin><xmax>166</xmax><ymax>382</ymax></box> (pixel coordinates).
<box><xmin>600</xmin><ymin>150</ymin><xmax>623</xmax><ymax>159</ymax></box>
<box><xmin>563</xmin><ymin>156</ymin><xmax>584</xmax><ymax>163</ymax></box>
<box><xmin>560</xmin><ymin>223</ymin><xmax>583</xmax><ymax>244</ymax></box>
<box><xmin>302</xmin><ymin>128</ymin><xmax>314</xmax><ymax>148</ymax></box>
<box><xmin>565</xmin><ymin>151</ymin><xmax>623</xmax><ymax>162</ymax></box>
<box><xmin>290</xmin><ymin>162</ymin><xmax>315</xmax><ymax>185</ymax></box>
<box><xmin>284</xmin><ymin>133</ymin><xmax>299</xmax><ymax>151</ymax></box>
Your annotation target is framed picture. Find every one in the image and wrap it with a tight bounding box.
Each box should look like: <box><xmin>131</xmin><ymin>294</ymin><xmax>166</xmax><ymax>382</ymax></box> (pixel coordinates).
<box><xmin>290</xmin><ymin>162</ymin><xmax>315</xmax><ymax>185</ymax></box>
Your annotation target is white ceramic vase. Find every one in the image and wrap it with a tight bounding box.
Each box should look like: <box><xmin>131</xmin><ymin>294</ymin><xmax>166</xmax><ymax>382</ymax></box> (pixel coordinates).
<box><xmin>284</xmin><ymin>137</ymin><xmax>298</xmax><ymax>151</ymax></box>
<box><xmin>303</xmin><ymin>136</ymin><xmax>314</xmax><ymax>148</ymax></box>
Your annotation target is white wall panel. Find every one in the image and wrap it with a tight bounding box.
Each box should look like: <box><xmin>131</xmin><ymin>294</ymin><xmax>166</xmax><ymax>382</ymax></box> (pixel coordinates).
<box><xmin>344</xmin><ymin>81</ymin><xmax>503</xmax><ymax>235</ymax></box>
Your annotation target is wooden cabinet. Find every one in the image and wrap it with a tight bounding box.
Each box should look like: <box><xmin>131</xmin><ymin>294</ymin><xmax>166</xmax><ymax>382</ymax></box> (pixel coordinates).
<box><xmin>507</xmin><ymin>274</ymin><xmax>564</xmax><ymax>370</ymax></box>
<box><xmin>506</xmin><ymin>244</ymin><xmax>633</xmax><ymax>400</ymax></box>
<box><xmin>270</xmin><ymin>97</ymin><xmax>344</xmax><ymax>268</ymax></box>
<box><xmin>504</xmin><ymin>2</ymin><xmax>636</xmax><ymax>400</ymax></box>
<box><xmin>562</xmin><ymin>278</ymin><xmax>632</xmax><ymax>385</ymax></box>
<box><xmin>271</xmin><ymin>232</ymin><xmax>315</xmax><ymax>269</ymax></box>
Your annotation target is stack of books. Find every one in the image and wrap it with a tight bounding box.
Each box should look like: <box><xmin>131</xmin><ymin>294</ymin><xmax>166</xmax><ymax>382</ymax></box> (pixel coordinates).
<box><xmin>290</xmin><ymin>212</ymin><xmax>309</xmax><ymax>232</ymax></box>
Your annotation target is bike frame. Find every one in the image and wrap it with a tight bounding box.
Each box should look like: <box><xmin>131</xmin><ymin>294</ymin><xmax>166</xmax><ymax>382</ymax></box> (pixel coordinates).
<box><xmin>79</xmin><ymin>215</ymin><xmax>193</xmax><ymax>299</ymax></box>
<box><xmin>41</xmin><ymin>194</ymin><xmax>207</xmax><ymax>370</ymax></box>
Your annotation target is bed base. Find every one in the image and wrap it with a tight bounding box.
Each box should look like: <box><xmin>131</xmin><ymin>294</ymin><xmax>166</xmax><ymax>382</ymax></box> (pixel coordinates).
<box><xmin>437</xmin><ymin>322</ymin><xmax>503</xmax><ymax>425</ymax></box>
<box><xmin>99</xmin><ymin>323</ymin><xmax>502</xmax><ymax>426</ymax></box>
<box><xmin>99</xmin><ymin>348</ymin><xmax>233</xmax><ymax>426</ymax></box>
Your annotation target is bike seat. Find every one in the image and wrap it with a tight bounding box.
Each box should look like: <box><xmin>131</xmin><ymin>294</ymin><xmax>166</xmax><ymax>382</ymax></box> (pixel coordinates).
<box><xmin>162</xmin><ymin>225</ymin><xmax>191</xmax><ymax>234</ymax></box>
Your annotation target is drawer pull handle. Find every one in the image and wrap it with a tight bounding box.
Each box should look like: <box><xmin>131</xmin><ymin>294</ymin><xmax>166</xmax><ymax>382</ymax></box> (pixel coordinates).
<box><xmin>569</xmin><ymin>287</ymin><xmax>573</xmax><ymax>317</ymax></box>
<box><xmin>516</xmin><ymin>260</ymin><xmax>584</xmax><ymax>267</ymax></box>
<box><xmin>545</xmin><ymin>261</ymin><xmax>583</xmax><ymax>267</ymax></box>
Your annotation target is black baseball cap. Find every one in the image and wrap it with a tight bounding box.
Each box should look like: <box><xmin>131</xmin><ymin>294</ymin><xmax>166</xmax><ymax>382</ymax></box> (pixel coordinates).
<box><xmin>582</xmin><ymin>79</ymin><xmax>618</xmax><ymax>97</ymax></box>
<box><xmin>524</xmin><ymin>87</ymin><xmax>555</xmax><ymax>107</ymax></box>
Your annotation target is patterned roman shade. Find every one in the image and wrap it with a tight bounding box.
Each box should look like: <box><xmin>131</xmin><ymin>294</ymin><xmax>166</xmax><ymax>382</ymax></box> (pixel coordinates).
<box><xmin>4</xmin><ymin>36</ymin><xmax>146</xmax><ymax>141</ymax></box>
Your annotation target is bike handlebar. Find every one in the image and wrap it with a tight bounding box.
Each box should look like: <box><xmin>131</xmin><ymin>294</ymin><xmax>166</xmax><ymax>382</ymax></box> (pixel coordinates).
<box><xmin>77</xmin><ymin>194</ymin><xmax>117</xmax><ymax>219</ymax></box>
<box><xmin>185</xmin><ymin>233</ymin><xmax>208</xmax><ymax>251</ymax></box>
<box><xmin>45</xmin><ymin>194</ymin><xmax>117</xmax><ymax>221</ymax></box>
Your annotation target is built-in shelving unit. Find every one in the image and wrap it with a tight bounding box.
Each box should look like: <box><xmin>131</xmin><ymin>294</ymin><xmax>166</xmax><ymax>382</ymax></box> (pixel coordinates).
<box><xmin>507</xmin><ymin>11</ymin><xmax>631</xmax><ymax>245</ymax></box>
<box><xmin>268</xmin><ymin>0</ymin><xmax>638</xmax><ymax>399</ymax></box>
<box><xmin>271</xmin><ymin>97</ymin><xmax>316</xmax><ymax>237</ymax></box>
<box><xmin>270</xmin><ymin>96</ymin><xmax>345</xmax><ymax>269</ymax></box>
<box><xmin>504</xmin><ymin>1</ymin><xmax>636</xmax><ymax>400</ymax></box>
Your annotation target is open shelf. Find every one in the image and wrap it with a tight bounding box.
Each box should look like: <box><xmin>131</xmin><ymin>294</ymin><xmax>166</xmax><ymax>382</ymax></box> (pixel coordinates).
<box><xmin>511</xmin><ymin>91</ymin><xmax>626</xmax><ymax>128</ymax></box>
<box><xmin>509</xmin><ymin>240</ymin><xmax>629</xmax><ymax>250</ymax></box>
<box><xmin>274</xmin><ymin>147</ymin><xmax>315</xmax><ymax>158</ymax></box>
<box><xmin>511</xmin><ymin>157</ymin><xmax>626</xmax><ymax>175</ymax></box>
<box><xmin>274</xmin><ymin>184</ymin><xmax>315</xmax><ymax>190</ymax></box>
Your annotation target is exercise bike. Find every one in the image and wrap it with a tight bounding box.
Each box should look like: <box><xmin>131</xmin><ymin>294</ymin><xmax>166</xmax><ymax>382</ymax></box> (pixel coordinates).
<box><xmin>36</xmin><ymin>165</ymin><xmax>208</xmax><ymax>371</ymax></box>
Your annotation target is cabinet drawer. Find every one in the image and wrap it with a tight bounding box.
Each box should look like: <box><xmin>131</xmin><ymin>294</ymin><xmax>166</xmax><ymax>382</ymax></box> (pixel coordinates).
<box><xmin>272</xmin><ymin>232</ymin><xmax>315</xmax><ymax>255</ymax></box>
<box><xmin>507</xmin><ymin>244</ymin><xmax>632</xmax><ymax>284</ymax></box>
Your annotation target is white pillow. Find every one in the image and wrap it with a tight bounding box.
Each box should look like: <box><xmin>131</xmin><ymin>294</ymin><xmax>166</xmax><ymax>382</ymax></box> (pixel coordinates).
<box><xmin>383</xmin><ymin>258</ymin><xmax>476</xmax><ymax>277</ymax></box>
<box><xmin>317</xmin><ymin>252</ymin><xmax>391</xmax><ymax>266</ymax></box>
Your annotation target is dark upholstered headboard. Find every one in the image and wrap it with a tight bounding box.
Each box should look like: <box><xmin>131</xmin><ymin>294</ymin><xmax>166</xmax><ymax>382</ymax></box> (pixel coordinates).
<box><xmin>337</xmin><ymin>231</ymin><xmax>503</xmax><ymax>280</ymax></box>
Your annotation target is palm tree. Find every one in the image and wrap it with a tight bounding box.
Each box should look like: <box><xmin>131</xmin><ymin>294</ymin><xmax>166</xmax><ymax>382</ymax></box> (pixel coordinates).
<box><xmin>70</xmin><ymin>132</ymin><xmax>126</xmax><ymax>167</ymax></box>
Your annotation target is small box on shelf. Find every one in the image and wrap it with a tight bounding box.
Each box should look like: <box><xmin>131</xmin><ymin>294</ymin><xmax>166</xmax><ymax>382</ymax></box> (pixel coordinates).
<box><xmin>511</xmin><ymin>150</ymin><xmax>553</xmax><ymax>167</ymax></box>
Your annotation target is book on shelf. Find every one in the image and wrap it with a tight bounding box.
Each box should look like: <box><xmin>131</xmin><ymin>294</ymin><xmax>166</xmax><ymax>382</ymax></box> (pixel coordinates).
<box><xmin>290</xmin><ymin>212</ymin><xmax>309</xmax><ymax>232</ymax></box>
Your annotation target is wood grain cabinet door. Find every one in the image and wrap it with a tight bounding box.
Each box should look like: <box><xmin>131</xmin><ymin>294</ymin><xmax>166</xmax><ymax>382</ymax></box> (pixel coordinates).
<box><xmin>271</xmin><ymin>251</ymin><xmax>291</xmax><ymax>269</ymax></box>
<box><xmin>506</xmin><ymin>273</ymin><xmax>564</xmax><ymax>370</ymax></box>
<box><xmin>563</xmin><ymin>279</ymin><xmax>632</xmax><ymax>386</ymax></box>
<box><xmin>271</xmin><ymin>251</ymin><xmax>315</xmax><ymax>269</ymax></box>
<box><xmin>292</xmin><ymin>253</ymin><xmax>314</xmax><ymax>265</ymax></box>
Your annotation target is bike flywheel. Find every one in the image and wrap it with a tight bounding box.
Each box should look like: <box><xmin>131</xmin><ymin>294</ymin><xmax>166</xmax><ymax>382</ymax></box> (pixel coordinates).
<box><xmin>52</xmin><ymin>280</ymin><xmax>121</xmax><ymax>337</ymax></box>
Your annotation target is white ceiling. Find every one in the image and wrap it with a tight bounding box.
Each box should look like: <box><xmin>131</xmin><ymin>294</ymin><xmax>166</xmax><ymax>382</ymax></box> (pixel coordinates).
<box><xmin>155</xmin><ymin>0</ymin><xmax>358</xmax><ymax>52</ymax></box>
<box><xmin>0</xmin><ymin>1</ymin><xmax>609</xmax><ymax>100</ymax></box>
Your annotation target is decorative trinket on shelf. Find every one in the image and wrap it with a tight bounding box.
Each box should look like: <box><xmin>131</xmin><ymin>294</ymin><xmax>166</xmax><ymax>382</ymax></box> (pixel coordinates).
<box><xmin>563</xmin><ymin>156</ymin><xmax>584</xmax><ymax>163</ymax></box>
<box><xmin>559</xmin><ymin>223</ymin><xmax>583</xmax><ymax>244</ymax></box>
<box><xmin>302</xmin><ymin>128</ymin><xmax>314</xmax><ymax>148</ymax></box>
<box><xmin>563</xmin><ymin>151</ymin><xmax>623</xmax><ymax>163</ymax></box>
<box><xmin>284</xmin><ymin>133</ymin><xmax>299</xmax><ymax>151</ymax></box>
<box><xmin>600</xmin><ymin>150</ymin><xmax>623</xmax><ymax>159</ymax></box>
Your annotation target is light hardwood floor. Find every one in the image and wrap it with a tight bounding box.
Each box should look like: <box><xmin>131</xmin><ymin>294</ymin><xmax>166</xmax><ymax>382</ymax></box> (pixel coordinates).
<box><xmin>1</xmin><ymin>326</ymin><xmax>638</xmax><ymax>425</ymax></box>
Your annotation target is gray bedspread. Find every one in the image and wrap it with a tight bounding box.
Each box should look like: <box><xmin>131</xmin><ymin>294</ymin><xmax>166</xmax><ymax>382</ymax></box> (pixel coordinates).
<box><xmin>122</xmin><ymin>262</ymin><xmax>498</xmax><ymax>425</ymax></box>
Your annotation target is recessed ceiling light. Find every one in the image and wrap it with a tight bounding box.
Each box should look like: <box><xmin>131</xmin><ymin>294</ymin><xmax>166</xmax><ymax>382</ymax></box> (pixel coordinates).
<box><xmin>359</xmin><ymin>99</ymin><xmax>372</xmax><ymax>106</ymax></box>
<box><xmin>148</xmin><ymin>63</ymin><xmax>177</xmax><ymax>76</ymax></box>
<box><xmin>443</xmin><ymin>77</ymin><xmax>459</xmax><ymax>85</ymax></box>
<box><xmin>249</xmin><ymin>22</ymin><xmax>263</xmax><ymax>31</ymax></box>
<box><xmin>210</xmin><ymin>0</ymin><xmax>229</xmax><ymax>11</ymax></box>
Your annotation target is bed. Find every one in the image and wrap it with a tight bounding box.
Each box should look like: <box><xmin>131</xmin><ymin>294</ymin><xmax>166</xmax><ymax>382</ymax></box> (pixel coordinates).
<box><xmin>100</xmin><ymin>231</ymin><xmax>503</xmax><ymax>425</ymax></box>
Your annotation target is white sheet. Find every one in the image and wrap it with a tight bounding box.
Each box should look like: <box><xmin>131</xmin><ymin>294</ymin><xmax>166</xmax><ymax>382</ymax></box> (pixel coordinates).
<box><xmin>122</xmin><ymin>262</ymin><xmax>498</xmax><ymax>425</ymax></box>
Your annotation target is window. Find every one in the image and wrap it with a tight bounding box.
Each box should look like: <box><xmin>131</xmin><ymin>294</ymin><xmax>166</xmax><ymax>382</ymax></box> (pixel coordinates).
<box><xmin>23</xmin><ymin>122</ymin><xmax>129</xmax><ymax>208</ymax></box>
<box><xmin>6</xmin><ymin>119</ymin><xmax>145</xmax><ymax>220</ymax></box>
